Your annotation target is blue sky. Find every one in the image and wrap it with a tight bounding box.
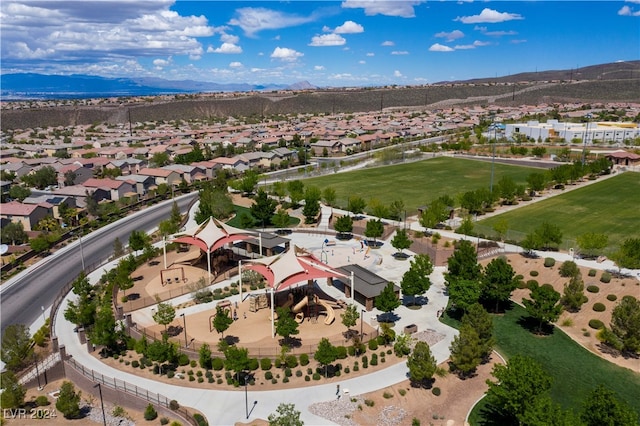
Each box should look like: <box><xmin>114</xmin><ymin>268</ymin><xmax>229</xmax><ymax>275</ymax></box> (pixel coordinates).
<box><xmin>1</xmin><ymin>1</ymin><xmax>639</xmax><ymax>87</ymax></box>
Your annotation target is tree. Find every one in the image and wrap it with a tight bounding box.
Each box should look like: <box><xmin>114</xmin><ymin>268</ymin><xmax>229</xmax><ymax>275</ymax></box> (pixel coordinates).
<box><xmin>462</xmin><ymin>303</ymin><xmax>495</xmax><ymax>359</ymax></box>
<box><xmin>223</xmin><ymin>345</ymin><xmax>251</xmax><ymax>381</ymax></box>
<box><xmin>492</xmin><ymin>218</ymin><xmax>509</xmax><ymax>241</ymax></box>
<box><xmin>151</xmin><ymin>152</ymin><xmax>170</xmax><ymax>167</ymax></box>
<box><xmin>419</xmin><ymin>198</ymin><xmax>448</xmax><ymax>229</ymax></box>
<box><xmin>302</xmin><ymin>186</ymin><xmax>321</xmax><ymax>224</ymax></box>
<box><xmin>531</xmin><ymin>146</ymin><xmax>547</xmax><ymax>158</ymax></box>
<box><xmin>144</xmin><ymin>404</ymin><xmax>158</xmax><ymax>421</ymax></box>
<box><xmin>56</xmin><ymin>381</ymin><xmax>81</xmax><ymax>419</ymax></box>
<box><xmin>374</xmin><ymin>282</ymin><xmax>401</xmax><ymax>321</ymax></box>
<box><xmin>561</xmin><ymin>275</ymin><xmax>588</xmax><ymax>312</ymax></box>
<box><xmin>406</xmin><ymin>341</ymin><xmax>437</xmax><ymax>387</ymax></box>
<box><xmin>21</xmin><ymin>166</ymin><xmax>57</xmax><ymax>189</ymax></box>
<box><xmin>456</xmin><ymin>216</ymin><xmax>474</xmax><ymax>236</ymax></box>
<box><xmin>400</xmin><ymin>258</ymin><xmax>431</xmax><ymax>306</ymax></box>
<box><xmin>268</xmin><ymin>403</ymin><xmax>303</xmax><ymax>426</ymax></box>
<box><xmin>128</xmin><ymin>230</ymin><xmax>150</xmax><ymax>253</ymax></box>
<box><xmin>275</xmin><ymin>307</ymin><xmax>300</xmax><ymax>345</ymax></box>
<box><xmin>90</xmin><ymin>300</ymin><xmax>120</xmax><ymax>351</ymax></box>
<box><xmin>333</xmin><ymin>215</ymin><xmax>353</xmax><ymax>238</ymax></box>
<box><xmin>446</xmin><ymin>240</ymin><xmax>481</xmax><ymax>283</ymax></box>
<box><xmin>523</xmin><ymin>222</ymin><xmax>563</xmax><ymax>251</ymax></box>
<box><xmin>1</xmin><ymin>221</ymin><xmax>28</xmax><ymax>245</ymax></box>
<box><xmin>347</xmin><ymin>195</ymin><xmax>366</xmax><ymax>215</ymax></box>
<box><xmin>497</xmin><ymin>175</ymin><xmax>518</xmax><ymax>204</ymax></box>
<box><xmin>520</xmin><ymin>394</ymin><xmax>577</xmax><ymax>426</ymax></box>
<box><xmin>340</xmin><ymin>304</ymin><xmax>359</xmax><ymax>336</ymax></box>
<box><xmin>558</xmin><ymin>260</ymin><xmax>580</xmax><ymax>278</ymax></box>
<box><xmin>576</xmin><ymin>232</ymin><xmax>608</xmax><ymax>258</ymax></box>
<box><xmin>251</xmin><ymin>189</ymin><xmax>277</xmax><ymax>228</ymax></box>
<box><xmin>481</xmin><ymin>257</ymin><xmax>518</xmax><ymax>312</ymax></box>
<box><xmin>8</xmin><ymin>185</ymin><xmax>31</xmax><ymax>201</ymax></box>
<box><xmin>238</xmin><ymin>170</ymin><xmax>259</xmax><ymax>195</ymax></box>
<box><xmin>1</xmin><ymin>324</ymin><xmax>33</xmax><ymax>372</ymax></box>
<box><xmin>0</xmin><ymin>371</ymin><xmax>26</xmax><ymax>408</ymax></box>
<box><xmin>485</xmin><ymin>355</ymin><xmax>552</xmax><ymax>424</ymax></box>
<box><xmin>195</xmin><ymin>182</ymin><xmax>234</xmax><ymax>223</ymax></box>
<box><xmin>153</xmin><ymin>300</ymin><xmax>176</xmax><ymax>335</ymax></box>
<box><xmin>314</xmin><ymin>337</ymin><xmax>337</xmax><ymax>377</ymax></box>
<box><xmin>388</xmin><ymin>199</ymin><xmax>405</xmax><ymax>221</ymax></box>
<box><xmin>287</xmin><ymin>180</ymin><xmax>304</xmax><ymax>207</ymax></box>
<box><xmin>64</xmin><ymin>272</ymin><xmax>97</xmax><ymax>329</ymax></box>
<box><xmin>391</xmin><ymin>229</ymin><xmax>412</xmax><ymax>255</ymax></box>
<box><xmin>609</xmin><ymin>295</ymin><xmax>640</xmax><ymax>354</ymax></box>
<box><xmin>364</xmin><ymin>218</ymin><xmax>384</xmax><ymax>245</ymax></box>
<box><xmin>447</xmin><ymin>279</ymin><xmax>482</xmax><ymax>313</ymax></box>
<box><xmin>611</xmin><ymin>238</ymin><xmax>640</xmax><ymax>270</ymax></box>
<box><xmin>272</xmin><ymin>208</ymin><xmax>291</xmax><ymax>230</ymax></box>
<box><xmin>322</xmin><ymin>187</ymin><xmax>336</xmax><ymax>206</ymax></box>
<box><xmin>522</xmin><ymin>283</ymin><xmax>563</xmax><ymax>333</ymax></box>
<box><xmin>368</xmin><ymin>198</ymin><xmax>388</xmax><ymax>219</ymax></box>
<box><xmin>449</xmin><ymin>323</ymin><xmax>484</xmax><ymax>377</ymax></box>
<box><xmin>580</xmin><ymin>384</ymin><xmax>639</xmax><ymax>426</ymax></box>
<box><xmin>212</xmin><ymin>306</ymin><xmax>233</xmax><ymax>338</ymax></box>
<box><xmin>199</xmin><ymin>343</ymin><xmax>212</xmax><ymax>369</ymax></box>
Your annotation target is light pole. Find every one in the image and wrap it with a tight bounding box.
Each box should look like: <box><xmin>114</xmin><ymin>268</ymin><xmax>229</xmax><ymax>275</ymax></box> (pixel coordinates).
<box><xmin>93</xmin><ymin>383</ymin><xmax>106</xmax><ymax>426</ymax></box>
<box><xmin>180</xmin><ymin>313</ymin><xmax>188</xmax><ymax>348</ymax></box>
<box><xmin>360</xmin><ymin>309</ymin><xmax>365</xmax><ymax>339</ymax></box>
<box><xmin>489</xmin><ymin>122</ymin><xmax>497</xmax><ymax>194</ymax></box>
<box><xmin>244</xmin><ymin>374</ymin><xmax>249</xmax><ymax>419</ymax></box>
<box><xmin>78</xmin><ymin>233</ymin><xmax>85</xmax><ymax>271</ymax></box>
<box><xmin>41</xmin><ymin>305</ymin><xmax>46</xmax><ymax>322</ymax></box>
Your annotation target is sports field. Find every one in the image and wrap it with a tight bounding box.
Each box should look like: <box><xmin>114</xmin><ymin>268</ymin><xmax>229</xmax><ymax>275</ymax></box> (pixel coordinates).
<box><xmin>477</xmin><ymin>172</ymin><xmax>640</xmax><ymax>251</ymax></box>
<box><xmin>301</xmin><ymin>157</ymin><xmax>544</xmax><ymax>214</ymax></box>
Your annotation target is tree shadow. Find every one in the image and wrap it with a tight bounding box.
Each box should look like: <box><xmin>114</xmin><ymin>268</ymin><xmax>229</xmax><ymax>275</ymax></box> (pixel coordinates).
<box><xmin>403</xmin><ymin>295</ymin><xmax>428</xmax><ymax>307</ymax></box>
<box><xmin>408</xmin><ymin>377</ymin><xmax>435</xmax><ymax>389</ymax></box>
<box><xmin>476</xmin><ymin>403</ymin><xmax>514</xmax><ymax>426</ymax></box>
<box><xmin>516</xmin><ymin>316</ymin><xmax>555</xmax><ymax>336</ymax></box>
<box><xmin>279</xmin><ymin>337</ymin><xmax>302</xmax><ymax>348</ymax></box>
<box><xmin>223</xmin><ymin>335</ymin><xmax>240</xmax><ymax>345</ymax></box>
<box><xmin>126</xmin><ymin>292</ymin><xmax>140</xmax><ymax>300</ymax></box>
<box><xmin>166</xmin><ymin>325</ymin><xmax>183</xmax><ymax>337</ymax></box>
<box><xmin>377</xmin><ymin>312</ymin><xmax>400</xmax><ymax>323</ymax></box>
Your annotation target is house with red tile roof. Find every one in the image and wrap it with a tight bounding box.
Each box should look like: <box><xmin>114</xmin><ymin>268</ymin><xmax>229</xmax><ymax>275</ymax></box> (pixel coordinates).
<box><xmin>0</xmin><ymin>200</ymin><xmax>53</xmax><ymax>231</ymax></box>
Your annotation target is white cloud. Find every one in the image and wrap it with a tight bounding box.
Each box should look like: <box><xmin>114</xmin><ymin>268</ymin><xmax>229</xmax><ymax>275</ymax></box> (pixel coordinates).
<box><xmin>229</xmin><ymin>7</ymin><xmax>315</xmax><ymax>36</ymax></box>
<box><xmin>270</xmin><ymin>46</ymin><xmax>303</xmax><ymax>62</ymax></box>
<box><xmin>314</xmin><ymin>65</ymin><xmax>325</xmax><ymax>71</ymax></box>
<box><xmin>435</xmin><ymin>30</ymin><xmax>465</xmax><ymax>42</ymax></box>
<box><xmin>366</xmin><ymin>52</ymin><xmax>375</xmax><ymax>57</ymax></box>
<box><xmin>429</xmin><ymin>43</ymin><xmax>454</xmax><ymax>52</ymax></box>
<box><xmin>359</xmin><ymin>60</ymin><xmax>366</xmax><ymax>64</ymax></box>
<box><xmin>209</xmin><ymin>43</ymin><xmax>243</xmax><ymax>54</ymax></box>
<box><xmin>484</xmin><ymin>30</ymin><xmax>517</xmax><ymax>37</ymax></box>
<box><xmin>341</xmin><ymin>0</ymin><xmax>424</xmax><ymax>18</ymax></box>
<box><xmin>391</xmin><ymin>51</ymin><xmax>409</xmax><ymax>55</ymax></box>
<box><xmin>153</xmin><ymin>58</ymin><xmax>171</xmax><ymax>67</ymax></box>
<box><xmin>394</xmin><ymin>70</ymin><xmax>403</xmax><ymax>77</ymax></box>
<box><xmin>381</xmin><ymin>41</ymin><xmax>395</xmax><ymax>46</ymax></box>
<box><xmin>511</xmin><ymin>39</ymin><xmax>527</xmax><ymax>44</ymax></box>
<box><xmin>456</xmin><ymin>8</ymin><xmax>524</xmax><ymax>24</ymax></box>
<box><xmin>618</xmin><ymin>5</ymin><xmax>640</xmax><ymax>16</ymax></box>
<box><xmin>220</xmin><ymin>33</ymin><xmax>239</xmax><ymax>44</ymax></box>
<box><xmin>334</xmin><ymin>20</ymin><xmax>364</xmax><ymax>34</ymax></box>
<box><xmin>309</xmin><ymin>33</ymin><xmax>346</xmax><ymax>47</ymax></box>
<box><xmin>229</xmin><ymin>61</ymin><xmax>243</xmax><ymax>68</ymax></box>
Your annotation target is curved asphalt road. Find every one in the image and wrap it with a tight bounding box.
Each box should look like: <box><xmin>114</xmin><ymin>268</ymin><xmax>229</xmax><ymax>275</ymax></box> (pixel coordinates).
<box><xmin>0</xmin><ymin>193</ymin><xmax>198</xmax><ymax>336</ymax></box>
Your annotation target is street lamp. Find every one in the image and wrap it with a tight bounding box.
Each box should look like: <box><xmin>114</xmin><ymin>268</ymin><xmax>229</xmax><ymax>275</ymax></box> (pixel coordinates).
<box><xmin>489</xmin><ymin>122</ymin><xmax>497</xmax><ymax>194</ymax></box>
<box><xmin>93</xmin><ymin>383</ymin><xmax>106</xmax><ymax>426</ymax></box>
<box><xmin>180</xmin><ymin>313</ymin><xmax>188</xmax><ymax>348</ymax></box>
<box><xmin>78</xmin><ymin>233</ymin><xmax>86</xmax><ymax>271</ymax></box>
<box><xmin>41</xmin><ymin>305</ymin><xmax>46</xmax><ymax>322</ymax></box>
<box><xmin>360</xmin><ymin>309</ymin><xmax>365</xmax><ymax>339</ymax></box>
<box><xmin>244</xmin><ymin>374</ymin><xmax>249</xmax><ymax>419</ymax></box>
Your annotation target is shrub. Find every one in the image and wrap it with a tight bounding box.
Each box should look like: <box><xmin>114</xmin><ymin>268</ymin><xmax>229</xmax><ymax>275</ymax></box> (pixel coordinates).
<box><xmin>248</xmin><ymin>358</ymin><xmax>259</xmax><ymax>371</ymax></box>
<box><xmin>530</xmin><ymin>270</ymin><xmax>539</xmax><ymax>277</ymax></box>
<box><xmin>284</xmin><ymin>367</ymin><xmax>292</xmax><ymax>377</ymax></box>
<box><xmin>312</xmin><ymin>373</ymin><xmax>321</xmax><ymax>380</ymax></box>
<box><xmin>167</xmin><ymin>371</ymin><xmax>175</xmax><ymax>379</ymax></box>
<box><xmin>144</xmin><ymin>404</ymin><xmax>158</xmax><ymax>421</ymax></box>
<box><xmin>586</xmin><ymin>285</ymin><xmax>599</xmax><ymax>293</ymax></box>
<box><xmin>544</xmin><ymin>257</ymin><xmax>555</xmax><ymax>267</ymax></box>
<box><xmin>160</xmin><ymin>418</ymin><xmax>169</xmax><ymax>425</ymax></box>
<box><xmin>589</xmin><ymin>319</ymin><xmax>605</xmax><ymax>329</ymax></box>
<box><xmin>368</xmin><ymin>339</ymin><xmax>378</xmax><ymax>351</ymax></box>
<box><xmin>600</xmin><ymin>272</ymin><xmax>611</xmax><ymax>283</ymax></box>
<box><xmin>335</xmin><ymin>346</ymin><xmax>347</xmax><ymax>359</ymax></box>
<box><xmin>383</xmin><ymin>391</ymin><xmax>393</xmax><ymax>399</ymax></box>
<box><xmin>559</xmin><ymin>261</ymin><xmax>580</xmax><ymax>277</ymax></box>
<box><xmin>285</xmin><ymin>355</ymin><xmax>298</xmax><ymax>368</ymax></box>
<box><xmin>299</xmin><ymin>353</ymin><xmax>309</xmax><ymax>366</ymax></box>
<box><xmin>412</xmin><ymin>418</ymin><xmax>421</xmax><ymax>426</ymax></box>
<box><xmin>527</xmin><ymin>280</ymin><xmax>539</xmax><ymax>290</ymax></box>
<box><xmin>362</xmin><ymin>356</ymin><xmax>368</xmax><ymax>368</ymax></box>
<box><xmin>344</xmin><ymin>367</ymin><xmax>350</xmax><ymax>374</ymax></box>
<box><xmin>606</xmin><ymin>294</ymin><xmax>617</xmax><ymax>302</ymax></box>
<box><xmin>265</xmin><ymin>371</ymin><xmax>273</xmax><ymax>380</ymax></box>
<box><xmin>211</xmin><ymin>358</ymin><xmax>224</xmax><ymax>371</ymax></box>
<box><xmin>188</xmin><ymin>375</ymin><xmax>195</xmax><ymax>382</ymax></box>
<box><xmin>588</xmin><ymin>269</ymin><xmax>597</xmax><ymax>277</ymax></box>
<box><xmin>190</xmin><ymin>360</ymin><xmax>197</xmax><ymax>368</ymax></box>
<box><xmin>432</xmin><ymin>387</ymin><xmax>441</xmax><ymax>396</ymax></box>
<box><xmin>260</xmin><ymin>358</ymin><xmax>272</xmax><ymax>371</ymax></box>
<box><xmin>305</xmin><ymin>375</ymin><xmax>310</xmax><ymax>382</ymax></box>
<box><xmin>131</xmin><ymin>360</ymin><xmax>140</xmax><ymax>368</ymax></box>
<box><xmin>296</xmin><ymin>370</ymin><xmax>303</xmax><ymax>377</ymax></box>
<box><xmin>35</xmin><ymin>396</ymin><xmax>50</xmax><ymax>406</ymax></box>
<box><xmin>398</xmin><ymin>389</ymin><xmax>407</xmax><ymax>396</ymax></box>
<box><xmin>593</xmin><ymin>303</ymin><xmax>606</xmax><ymax>312</ymax></box>
<box><xmin>169</xmin><ymin>400</ymin><xmax>180</xmax><ymax>410</ymax></box>
<box><xmin>365</xmin><ymin>399</ymin><xmax>375</xmax><ymax>407</ymax></box>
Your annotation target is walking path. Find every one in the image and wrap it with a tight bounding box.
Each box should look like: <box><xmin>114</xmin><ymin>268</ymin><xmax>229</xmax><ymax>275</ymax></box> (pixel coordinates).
<box><xmin>43</xmin><ymin>170</ymin><xmax>638</xmax><ymax>424</ymax></box>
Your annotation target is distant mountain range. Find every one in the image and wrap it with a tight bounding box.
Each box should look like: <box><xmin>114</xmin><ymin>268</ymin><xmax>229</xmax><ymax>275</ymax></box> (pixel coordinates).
<box><xmin>0</xmin><ymin>73</ymin><xmax>317</xmax><ymax>100</ymax></box>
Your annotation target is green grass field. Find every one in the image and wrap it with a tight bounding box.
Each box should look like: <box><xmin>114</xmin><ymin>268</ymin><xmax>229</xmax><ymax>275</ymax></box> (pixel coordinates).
<box><xmin>468</xmin><ymin>304</ymin><xmax>640</xmax><ymax>424</ymax></box>
<box><xmin>300</xmin><ymin>157</ymin><xmax>544</xmax><ymax>214</ymax></box>
<box><xmin>477</xmin><ymin>172</ymin><xmax>640</xmax><ymax>250</ymax></box>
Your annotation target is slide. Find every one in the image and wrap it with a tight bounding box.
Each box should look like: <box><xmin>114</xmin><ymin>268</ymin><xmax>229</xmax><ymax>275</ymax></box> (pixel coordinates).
<box><xmin>314</xmin><ymin>296</ymin><xmax>335</xmax><ymax>325</ymax></box>
<box><xmin>292</xmin><ymin>295</ymin><xmax>309</xmax><ymax>313</ymax></box>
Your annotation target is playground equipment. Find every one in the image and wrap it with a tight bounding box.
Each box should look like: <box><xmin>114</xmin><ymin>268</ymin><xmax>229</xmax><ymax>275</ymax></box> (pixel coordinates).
<box><xmin>160</xmin><ymin>267</ymin><xmax>186</xmax><ymax>287</ymax></box>
<box><xmin>248</xmin><ymin>293</ymin><xmax>268</xmax><ymax>312</ymax></box>
<box><xmin>290</xmin><ymin>295</ymin><xmax>335</xmax><ymax>325</ymax></box>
